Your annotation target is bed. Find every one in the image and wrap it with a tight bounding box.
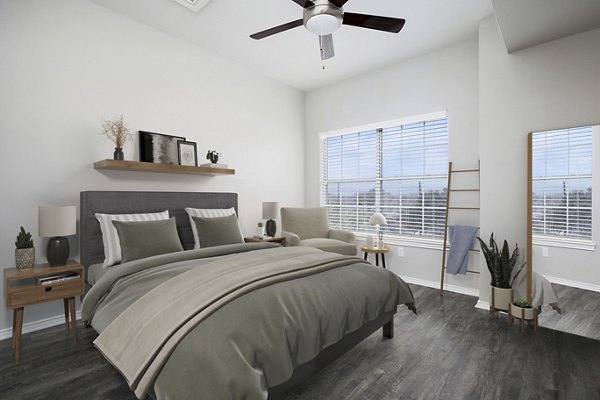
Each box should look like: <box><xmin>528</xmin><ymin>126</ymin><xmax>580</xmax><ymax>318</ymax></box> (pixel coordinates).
<box><xmin>79</xmin><ymin>191</ymin><xmax>415</xmax><ymax>400</ymax></box>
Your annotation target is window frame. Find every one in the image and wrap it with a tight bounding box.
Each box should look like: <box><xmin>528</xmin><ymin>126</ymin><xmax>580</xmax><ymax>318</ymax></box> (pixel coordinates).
<box><xmin>531</xmin><ymin>125</ymin><xmax>597</xmax><ymax>251</ymax></box>
<box><xmin>319</xmin><ymin>111</ymin><xmax>448</xmax><ymax>248</ymax></box>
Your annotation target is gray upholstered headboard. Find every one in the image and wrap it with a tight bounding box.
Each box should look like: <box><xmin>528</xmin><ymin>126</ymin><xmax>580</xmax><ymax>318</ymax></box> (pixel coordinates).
<box><xmin>80</xmin><ymin>191</ymin><xmax>238</xmax><ymax>267</ymax></box>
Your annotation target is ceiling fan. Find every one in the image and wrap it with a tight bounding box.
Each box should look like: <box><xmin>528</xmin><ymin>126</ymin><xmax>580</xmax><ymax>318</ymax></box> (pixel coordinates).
<box><xmin>249</xmin><ymin>0</ymin><xmax>406</xmax><ymax>60</ymax></box>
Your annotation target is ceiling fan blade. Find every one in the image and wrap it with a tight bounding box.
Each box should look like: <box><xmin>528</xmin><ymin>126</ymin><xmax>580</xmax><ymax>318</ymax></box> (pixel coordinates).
<box><xmin>319</xmin><ymin>34</ymin><xmax>335</xmax><ymax>60</ymax></box>
<box><xmin>328</xmin><ymin>0</ymin><xmax>349</xmax><ymax>7</ymax></box>
<box><xmin>291</xmin><ymin>0</ymin><xmax>314</xmax><ymax>8</ymax></box>
<box><xmin>343</xmin><ymin>13</ymin><xmax>406</xmax><ymax>33</ymax></box>
<box><xmin>250</xmin><ymin>19</ymin><xmax>304</xmax><ymax>40</ymax></box>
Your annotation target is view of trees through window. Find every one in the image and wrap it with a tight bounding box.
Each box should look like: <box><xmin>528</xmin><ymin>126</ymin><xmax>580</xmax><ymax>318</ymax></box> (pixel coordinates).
<box><xmin>532</xmin><ymin>126</ymin><xmax>593</xmax><ymax>240</ymax></box>
<box><xmin>321</xmin><ymin>117</ymin><xmax>448</xmax><ymax>239</ymax></box>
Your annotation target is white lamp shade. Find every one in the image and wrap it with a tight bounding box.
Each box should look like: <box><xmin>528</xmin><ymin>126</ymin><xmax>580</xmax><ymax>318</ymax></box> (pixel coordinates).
<box><xmin>38</xmin><ymin>206</ymin><xmax>76</xmax><ymax>237</ymax></box>
<box><xmin>369</xmin><ymin>212</ymin><xmax>387</xmax><ymax>225</ymax></box>
<box><xmin>262</xmin><ymin>202</ymin><xmax>279</xmax><ymax>220</ymax></box>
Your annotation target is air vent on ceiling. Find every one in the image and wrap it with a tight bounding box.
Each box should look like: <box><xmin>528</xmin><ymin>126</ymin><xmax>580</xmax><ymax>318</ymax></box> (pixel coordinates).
<box><xmin>170</xmin><ymin>0</ymin><xmax>211</xmax><ymax>13</ymax></box>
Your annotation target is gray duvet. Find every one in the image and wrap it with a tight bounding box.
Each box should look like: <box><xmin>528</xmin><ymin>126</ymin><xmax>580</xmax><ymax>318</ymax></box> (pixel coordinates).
<box><xmin>82</xmin><ymin>243</ymin><xmax>415</xmax><ymax>400</ymax></box>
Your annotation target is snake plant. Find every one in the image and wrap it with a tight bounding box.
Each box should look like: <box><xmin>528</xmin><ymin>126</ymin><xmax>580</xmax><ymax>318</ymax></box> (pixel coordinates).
<box><xmin>476</xmin><ymin>233</ymin><xmax>524</xmax><ymax>289</ymax></box>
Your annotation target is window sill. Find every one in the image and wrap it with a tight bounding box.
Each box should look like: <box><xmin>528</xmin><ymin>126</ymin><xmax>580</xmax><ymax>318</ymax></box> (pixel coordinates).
<box><xmin>354</xmin><ymin>233</ymin><xmax>444</xmax><ymax>250</ymax></box>
<box><xmin>532</xmin><ymin>235</ymin><xmax>596</xmax><ymax>251</ymax></box>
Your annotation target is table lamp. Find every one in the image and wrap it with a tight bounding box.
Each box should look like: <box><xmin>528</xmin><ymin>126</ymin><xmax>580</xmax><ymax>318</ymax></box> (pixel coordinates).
<box><xmin>38</xmin><ymin>206</ymin><xmax>76</xmax><ymax>266</ymax></box>
<box><xmin>262</xmin><ymin>202</ymin><xmax>279</xmax><ymax>237</ymax></box>
<box><xmin>369</xmin><ymin>212</ymin><xmax>387</xmax><ymax>248</ymax></box>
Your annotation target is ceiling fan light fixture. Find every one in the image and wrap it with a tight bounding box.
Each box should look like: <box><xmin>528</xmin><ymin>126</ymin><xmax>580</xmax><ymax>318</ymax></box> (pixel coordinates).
<box><xmin>306</xmin><ymin>13</ymin><xmax>342</xmax><ymax>35</ymax></box>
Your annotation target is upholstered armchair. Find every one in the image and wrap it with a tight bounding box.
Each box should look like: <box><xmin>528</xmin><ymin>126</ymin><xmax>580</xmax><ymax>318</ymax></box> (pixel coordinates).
<box><xmin>280</xmin><ymin>207</ymin><xmax>357</xmax><ymax>256</ymax></box>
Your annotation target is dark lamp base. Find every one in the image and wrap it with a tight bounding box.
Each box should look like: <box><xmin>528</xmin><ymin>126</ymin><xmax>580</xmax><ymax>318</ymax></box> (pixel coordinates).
<box><xmin>47</xmin><ymin>237</ymin><xmax>69</xmax><ymax>267</ymax></box>
<box><xmin>265</xmin><ymin>219</ymin><xmax>277</xmax><ymax>236</ymax></box>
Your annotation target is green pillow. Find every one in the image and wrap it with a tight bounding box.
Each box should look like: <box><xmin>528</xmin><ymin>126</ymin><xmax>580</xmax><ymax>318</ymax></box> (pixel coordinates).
<box><xmin>112</xmin><ymin>218</ymin><xmax>183</xmax><ymax>263</ymax></box>
<box><xmin>191</xmin><ymin>214</ymin><xmax>244</xmax><ymax>248</ymax></box>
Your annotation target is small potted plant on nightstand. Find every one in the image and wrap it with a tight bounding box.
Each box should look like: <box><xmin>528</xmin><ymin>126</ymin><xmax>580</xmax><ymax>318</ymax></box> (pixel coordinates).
<box><xmin>15</xmin><ymin>226</ymin><xmax>35</xmax><ymax>269</ymax></box>
<box><xmin>476</xmin><ymin>233</ymin><xmax>524</xmax><ymax>316</ymax></box>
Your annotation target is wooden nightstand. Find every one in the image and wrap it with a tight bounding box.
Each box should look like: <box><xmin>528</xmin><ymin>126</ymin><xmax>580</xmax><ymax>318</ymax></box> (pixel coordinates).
<box><xmin>244</xmin><ymin>236</ymin><xmax>287</xmax><ymax>246</ymax></box>
<box><xmin>3</xmin><ymin>261</ymin><xmax>85</xmax><ymax>363</ymax></box>
<box><xmin>361</xmin><ymin>246</ymin><xmax>391</xmax><ymax>269</ymax></box>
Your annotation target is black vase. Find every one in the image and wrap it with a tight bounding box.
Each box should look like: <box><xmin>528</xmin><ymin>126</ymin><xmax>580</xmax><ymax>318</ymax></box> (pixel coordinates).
<box><xmin>47</xmin><ymin>237</ymin><xmax>69</xmax><ymax>267</ymax></box>
<box><xmin>113</xmin><ymin>147</ymin><xmax>124</xmax><ymax>160</ymax></box>
<box><xmin>265</xmin><ymin>219</ymin><xmax>277</xmax><ymax>236</ymax></box>
<box><xmin>209</xmin><ymin>154</ymin><xmax>219</xmax><ymax>164</ymax></box>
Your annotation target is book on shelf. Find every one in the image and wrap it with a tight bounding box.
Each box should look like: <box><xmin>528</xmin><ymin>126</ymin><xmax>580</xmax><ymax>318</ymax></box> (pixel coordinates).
<box><xmin>199</xmin><ymin>163</ymin><xmax>228</xmax><ymax>169</ymax></box>
<box><xmin>36</xmin><ymin>272</ymin><xmax>80</xmax><ymax>285</ymax></box>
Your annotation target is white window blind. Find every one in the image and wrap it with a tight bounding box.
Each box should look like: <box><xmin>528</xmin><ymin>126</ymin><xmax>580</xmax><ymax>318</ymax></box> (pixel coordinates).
<box><xmin>320</xmin><ymin>117</ymin><xmax>448</xmax><ymax>239</ymax></box>
<box><xmin>532</xmin><ymin>126</ymin><xmax>593</xmax><ymax>240</ymax></box>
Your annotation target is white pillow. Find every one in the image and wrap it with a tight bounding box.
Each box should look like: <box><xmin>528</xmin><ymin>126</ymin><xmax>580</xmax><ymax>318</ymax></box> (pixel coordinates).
<box><xmin>96</xmin><ymin>210</ymin><xmax>169</xmax><ymax>267</ymax></box>
<box><xmin>185</xmin><ymin>207</ymin><xmax>242</xmax><ymax>249</ymax></box>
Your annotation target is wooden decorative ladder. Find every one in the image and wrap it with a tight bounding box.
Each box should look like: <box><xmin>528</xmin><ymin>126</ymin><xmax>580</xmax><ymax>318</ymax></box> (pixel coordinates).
<box><xmin>439</xmin><ymin>161</ymin><xmax>481</xmax><ymax>296</ymax></box>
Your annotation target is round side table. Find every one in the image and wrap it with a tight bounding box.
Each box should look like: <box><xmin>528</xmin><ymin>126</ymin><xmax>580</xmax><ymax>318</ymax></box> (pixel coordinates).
<box><xmin>360</xmin><ymin>246</ymin><xmax>390</xmax><ymax>268</ymax></box>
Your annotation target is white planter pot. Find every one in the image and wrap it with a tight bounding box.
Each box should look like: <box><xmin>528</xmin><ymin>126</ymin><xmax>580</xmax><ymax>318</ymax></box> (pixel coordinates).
<box><xmin>491</xmin><ymin>286</ymin><xmax>512</xmax><ymax>311</ymax></box>
<box><xmin>510</xmin><ymin>304</ymin><xmax>535</xmax><ymax>320</ymax></box>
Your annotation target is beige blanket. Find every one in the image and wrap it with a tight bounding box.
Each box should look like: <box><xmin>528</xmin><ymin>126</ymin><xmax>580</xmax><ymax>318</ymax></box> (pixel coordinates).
<box><xmin>94</xmin><ymin>246</ymin><xmax>364</xmax><ymax>398</ymax></box>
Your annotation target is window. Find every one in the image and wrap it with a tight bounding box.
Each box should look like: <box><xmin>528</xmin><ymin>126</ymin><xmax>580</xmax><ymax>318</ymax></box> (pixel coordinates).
<box><xmin>532</xmin><ymin>126</ymin><xmax>593</xmax><ymax>241</ymax></box>
<box><xmin>320</xmin><ymin>114</ymin><xmax>448</xmax><ymax>240</ymax></box>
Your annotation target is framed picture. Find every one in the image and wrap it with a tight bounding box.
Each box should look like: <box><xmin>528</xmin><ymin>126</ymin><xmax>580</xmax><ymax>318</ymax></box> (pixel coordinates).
<box><xmin>139</xmin><ymin>131</ymin><xmax>186</xmax><ymax>164</ymax></box>
<box><xmin>177</xmin><ymin>141</ymin><xmax>198</xmax><ymax>167</ymax></box>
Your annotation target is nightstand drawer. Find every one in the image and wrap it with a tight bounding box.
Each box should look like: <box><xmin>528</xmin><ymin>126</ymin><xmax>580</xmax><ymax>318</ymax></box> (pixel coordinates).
<box><xmin>7</xmin><ymin>279</ymin><xmax>83</xmax><ymax>308</ymax></box>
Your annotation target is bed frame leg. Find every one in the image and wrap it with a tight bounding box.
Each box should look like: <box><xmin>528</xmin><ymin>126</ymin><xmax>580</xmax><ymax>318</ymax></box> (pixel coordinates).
<box><xmin>383</xmin><ymin>317</ymin><xmax>394</xmax><ymax>339</ymax></box>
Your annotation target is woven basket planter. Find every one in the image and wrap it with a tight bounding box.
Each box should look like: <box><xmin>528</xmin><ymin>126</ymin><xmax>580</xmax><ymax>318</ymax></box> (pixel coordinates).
<box><xmin>15</xmin><ymin>248</ymin><xmax>35</xmax><ymax>269</ymax></box>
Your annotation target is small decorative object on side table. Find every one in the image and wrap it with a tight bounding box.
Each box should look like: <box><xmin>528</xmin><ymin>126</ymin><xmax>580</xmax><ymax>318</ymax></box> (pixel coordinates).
<box><xmin>361</xmin><ymin>245</ymin><xmax>390</xmax><ymax>268</ymax></box>
<box><xmin>369</xmin><ymin>212</ymin><xmax>387</xmax><ymax>248</ymax></box>
<box><xmin>4</xmin><ymin>261</ymin><xmax>85</xmax><ymax>363</ymax></box>
<box><xmin>14</xmin><ymin>226</ymin><xmax>35</xmax><ymax>270</ymax></box>
<box><xmin>244</xmin><ymin>236</ymin><xmax>286</xmax><ymax>247</ymax></box>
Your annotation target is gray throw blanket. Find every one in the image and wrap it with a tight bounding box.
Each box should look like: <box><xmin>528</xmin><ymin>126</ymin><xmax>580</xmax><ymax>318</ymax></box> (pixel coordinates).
<box><xmin>446</xmin><ymin>225</ymin><xmax>479</xmax><ymax>275</ymax></box>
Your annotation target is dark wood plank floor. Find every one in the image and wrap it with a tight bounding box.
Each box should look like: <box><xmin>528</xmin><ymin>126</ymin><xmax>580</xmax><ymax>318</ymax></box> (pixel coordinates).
<box><xmin>2</xmin><ymin>284</ymin><xmax>600</xmax><ymax>400</ymax></box>
<box><xmin>538</xmin><ymin>283</ymin><xmax>600</xmax><ymax>340</ymax></box>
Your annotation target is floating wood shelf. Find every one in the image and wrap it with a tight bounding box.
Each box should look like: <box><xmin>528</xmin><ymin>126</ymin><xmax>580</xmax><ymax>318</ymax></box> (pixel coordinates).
<box><xmin>94</xmin><ymin>160</ymin><xmax>235</xmax><ymax>176</ymax></box>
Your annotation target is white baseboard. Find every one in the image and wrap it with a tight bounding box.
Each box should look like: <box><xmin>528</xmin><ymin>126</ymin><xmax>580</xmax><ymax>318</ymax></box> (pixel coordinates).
<box><xmin>0</xmin><ymin>311</ymin><xmax>81</xmax><ymax>341</ymax></box>
<box><xmin>475</xmin><ymin>300</ymin><xmax>490</xmax><ymax>311</ymax></box>
<box><xmin>400</xmin><ymin>275</ymin><xmax>480</xmax><ymax>298</ymax></box>
<box><xmin>542</xmin><ymin>275</ymin><xmax>600</xmax><ymax>293</ymax></box>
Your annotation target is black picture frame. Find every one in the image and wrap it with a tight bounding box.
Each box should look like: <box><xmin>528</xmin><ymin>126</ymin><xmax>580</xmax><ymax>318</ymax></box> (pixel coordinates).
<box><xmin>139</xmin><ymin>131</ymin><xmax>186</xmax><ymax>164</ymax></box>
<box><xmin>177</xmin><ymin>141</ymin><xmax>198</xmax><ymax>167</ymax></box>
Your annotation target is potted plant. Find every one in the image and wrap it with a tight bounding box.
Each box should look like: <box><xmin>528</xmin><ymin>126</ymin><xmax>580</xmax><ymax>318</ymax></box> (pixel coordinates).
<box><xmin>510</xmin><ymin>298</ymin><xmax>535</xmax><ymax>320</ymax></box>
<box><xmin>206</xmin><ymin>150</ymin><xmax>220</xmax><ymax>164</ymax></box>
<box><xmin>101</xmin><ymin>115</ymin><xmax>133</xmax><ymax>160</ymax></box>
<box><xmin>15</xmin><ymin>226</ymin><xmax>35</xmax><ymax>269</ymax></box>
<box><xmin>509</xmin><ymin>298</ymin><xmax>537</xmax><ymax>333</ymax></box>
<box><xmin>476</xmin><ymin>233</ymin><xmax>524</xmax><ymax>313</ymax></box>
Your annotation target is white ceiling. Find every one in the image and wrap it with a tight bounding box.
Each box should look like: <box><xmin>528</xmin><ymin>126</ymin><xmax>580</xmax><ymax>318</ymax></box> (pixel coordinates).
<box><xmin>89</xmin><ymin>0</ymin><xmax>600</xmax><ymax>91</ymax></box>
<box><xmin>90</xmin><ymin>0</ymin><xmax>493</xmax><ymax>91</ymax></box>
<box><xmin>492</xmin><ymin>0</ymin><xmax>600</xmax><ymax>53</ymax></box>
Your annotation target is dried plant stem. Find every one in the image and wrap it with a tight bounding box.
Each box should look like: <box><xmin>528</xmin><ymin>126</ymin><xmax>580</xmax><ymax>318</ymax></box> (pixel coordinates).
<box><xmin>101</xmin><ymin>115</ymin><xmax>132</xmax><ymax>148</ymax></box>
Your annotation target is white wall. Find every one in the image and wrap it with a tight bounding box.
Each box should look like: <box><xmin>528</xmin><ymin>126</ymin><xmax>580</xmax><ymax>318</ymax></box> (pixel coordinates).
<box><xmin>0</xmin><ymin>0</ymin><xmax>305</xmax><ymax>332</ymax></box>
<box><xmin>305</xmin><ymin>40</ymin><xmax>481</xmax><ymax>294</ymax></box>
<box><xmin>478</xmin><ymin>17</ymin><xmax>600</xmax><ymax>303</ymax></box>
